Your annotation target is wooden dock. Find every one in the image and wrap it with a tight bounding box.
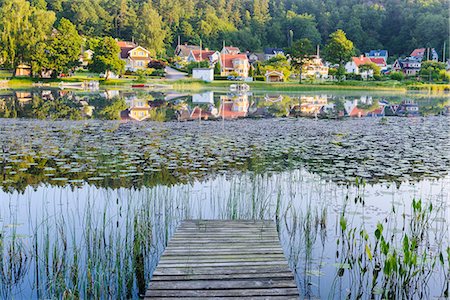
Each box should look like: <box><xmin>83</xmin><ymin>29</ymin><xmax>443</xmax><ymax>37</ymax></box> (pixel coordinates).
<box><xmin>145</xmin><ymin>220</ymin><xmax>299</xmax><ymax>299</ymax></box>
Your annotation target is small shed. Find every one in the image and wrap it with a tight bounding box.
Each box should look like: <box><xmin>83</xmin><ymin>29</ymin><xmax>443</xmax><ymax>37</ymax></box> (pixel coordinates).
<box><xmin>15</xmin><ymin>64</ymin><xmax>31</xmax><ymax>77</ymax></box>
<box><xmin>192</xmin><ymin>68</ymin><xmax>214</xmax><ymax>82</ymax></box>
<box><xmin>265</xmin><ymin>70</ymin><xmax>284</xmax><ymax>82</ymax></box>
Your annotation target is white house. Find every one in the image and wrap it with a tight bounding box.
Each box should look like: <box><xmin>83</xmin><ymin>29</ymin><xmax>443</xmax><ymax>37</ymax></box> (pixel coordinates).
<box><xmin>345</xmin><ymin>56</ymin><xmax>374</xmax><ymax>78</ymax></box>
<box><xmin>192</xmin><ymin>68</ymin><xmax>214</xmax><ymax>82</ymax></box>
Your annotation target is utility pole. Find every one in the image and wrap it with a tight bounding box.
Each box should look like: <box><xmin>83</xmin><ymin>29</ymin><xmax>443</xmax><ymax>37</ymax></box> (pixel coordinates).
<box><xmin>443</xmin><ymin>42</ymin><xmax>446</xmax><ymax>63</ymax></box>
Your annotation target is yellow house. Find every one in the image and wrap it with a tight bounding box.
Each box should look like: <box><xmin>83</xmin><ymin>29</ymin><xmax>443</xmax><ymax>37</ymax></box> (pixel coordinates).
<box><xmin>219</xmin><ymin>54</ymin><xmax>250</xmax><ymax>77</ymax></box>
<box><xmin>302</xmin><ymin>55</ymin><xmax>329</xmax><ymax>79</ymax></box>
<box><xmin>118</xmin><ymin>41</ymin><xmax>152</xmax><ymax>72</ymax></box>
<box><xmin>128</xmin><ymin>99</ymin><xmax>151</xmax><ymax>121</ymax></box>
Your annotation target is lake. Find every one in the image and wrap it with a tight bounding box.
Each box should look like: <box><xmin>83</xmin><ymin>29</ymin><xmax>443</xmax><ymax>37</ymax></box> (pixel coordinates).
<box><xmin>0</xmin><ymin>89</ymin><xmax>449</xmax><ymax>299</ymax></box>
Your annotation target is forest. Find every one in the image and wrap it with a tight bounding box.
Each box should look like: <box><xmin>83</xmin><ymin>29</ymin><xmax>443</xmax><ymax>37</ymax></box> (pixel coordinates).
<box><xmin>0</xmin><ymin>0</ymin><xmax>448</xmax><ymax>63</ymax></box>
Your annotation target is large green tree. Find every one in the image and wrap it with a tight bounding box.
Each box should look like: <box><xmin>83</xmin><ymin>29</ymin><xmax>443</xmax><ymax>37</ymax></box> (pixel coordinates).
<box><xmin>134</xmin><ymin>1</ymin><xmax>167</xmax><ymax>56</ymax></box>
<box><xmin>288</xmin><ymin>38</ymin><xmax>314</xmax><ymax>83</ymax></box>
<box><xmin>89</xmin><ymin>36</ymin><xmax>125</xmax><ymax>79</ymax></box>
<box><xmin>323</xmin><ymin>29</ymin><xmax>355</xmax><ymax>78</ymax></box>
<box><xmin>32</xmin><ymin>18</ymin><xmax>83</xmax><ymax>77</ymax></box>
<box><xmin>0</xmin><ymin>0</ymin><xmax>55</xmax><ymax>71</ymax></box>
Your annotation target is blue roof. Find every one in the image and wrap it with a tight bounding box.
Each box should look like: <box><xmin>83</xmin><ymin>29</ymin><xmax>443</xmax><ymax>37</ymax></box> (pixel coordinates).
<box><xmin>366</xmin><ymin>50</ymin><xmax>388</xmax><ymax>57</ymax></box>
<box><xmin>264</xmin><ymin>48</ymin><xmax>285</xmax><ymax>55</ymax></box>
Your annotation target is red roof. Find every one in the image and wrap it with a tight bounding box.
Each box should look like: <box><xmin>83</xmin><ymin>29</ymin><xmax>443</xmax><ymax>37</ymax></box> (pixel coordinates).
<box><xmin>349</xmin><ymin>107</ymin><xmax>367</xmax><ymax>117</ymax></box>
<box><xmin>410</xmin><ymin>48</ymin><xmax>425</xmax><ymax>57</ymax></box>
<box><xmin>117</xmin><ymin>41</ymin><xmax>136</xmax><ymax>48</ymax></box>
<box><xmin>220</xmin><ymin>54</ymin><xmax>249</xmax><ymax>69</ymax></box>
<box><xmin>369</xmin><ymin>57</ymin><xmax>386</xmax><ymax>66</ymax></box>
<box><xmin>352</xmin><ymin>56</ymin><xmax>373</xmax><ymax>66</ymax></box>
<box><xmin>190</xmin><ymin>50</ymin><xmax>217</xmax><ymax>62</ymax></box>
<box><xmin>218</xmin><ymin>102</ymin><xmax>247</xmax><ymax>119</ymax></box>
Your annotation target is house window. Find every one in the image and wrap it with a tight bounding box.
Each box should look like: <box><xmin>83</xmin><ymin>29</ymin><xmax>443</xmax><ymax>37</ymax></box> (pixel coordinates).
<box><xmin>139</xmin><ymin>51</ymin><xmax>143</xmax><ymax>56</ymax></box>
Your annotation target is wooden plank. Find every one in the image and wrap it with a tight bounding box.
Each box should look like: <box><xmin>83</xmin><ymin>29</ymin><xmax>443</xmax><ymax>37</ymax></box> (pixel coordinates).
<box><xmin>146</xmin><ymin>288</ymin><xmax>300</xmax><ymax>297</ymax></box>
<box><xmin>149</xmin><ymin>279</ymin><xmax>297</xmax><ymax>290</ymax></box>
<box><xmin>153</xmin><ymin>266</ymin><xmax>293</xmax><ymax>276</ymax></box>
<box><xmin>145</xmin><ymin>220</ymin><xmax>299</xmax><ymax>298</ymax></box>
<box><xmin>145</xmin><ymin>296</ymin><xmax>299</xmax><ymax>300</ymax></box>
<box><xmin>151</xmin><ymin>272</ymin><xmax>295</xmax><ymax>281</ymax></box>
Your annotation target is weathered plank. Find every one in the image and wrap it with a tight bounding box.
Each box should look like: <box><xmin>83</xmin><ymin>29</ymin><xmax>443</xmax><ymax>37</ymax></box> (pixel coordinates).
<box><xmin>145</xmin><ymin>220</ymin><xmax>299</xmax><ymax>299</ymax></box>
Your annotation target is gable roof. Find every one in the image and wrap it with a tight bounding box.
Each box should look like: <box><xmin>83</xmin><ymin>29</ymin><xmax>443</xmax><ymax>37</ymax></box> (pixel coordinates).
<box><xmin>366</xmin><ymin>50</ymin><xmax>388</xmax><ymax>57</ymax></box>
<box><xmin>265</xmin><ymin>70</ymin><xmax>284</xmax><ymax>77</ymax></box>
<box><xmin>220</xmin><ymin>54</ymin><xmax>249</xmax><ymax>69</ymax></box>
<box><xmin>264</xmin><ymin>48</ymin><xmax>285</xmax><ymax>55</ymax></box>
<box><xmin>369</xmin><ymin>57</ymin><xmax>386</xmax><ymax>66</ymax></box>
<box><xmin>119</xmin><ymin>45</ymin><xmax>151</xmax><ymax>59</ymax></box>
<box><xmin>223</xmin><ymin>46</ymin><xmax>240</xmax><ymax>53</ymax></box>
<box><xmin>190</xmin><ymin>50</ymin><xmax>218</xmax><ymax>62</ymax></box>
<box><xmin>118</xmin><ymin>41</ymin><xmax>138</xmax><ymax>59</ymax></box>
<box><xmin>176</xmin><ymin>44</ymin><xmax>201</xmax><ymax>57</ymax></box>
<box><xmin>352</xmin><ymin>56</ymin><xmax>373</xmax><ymax>67</ymax></box>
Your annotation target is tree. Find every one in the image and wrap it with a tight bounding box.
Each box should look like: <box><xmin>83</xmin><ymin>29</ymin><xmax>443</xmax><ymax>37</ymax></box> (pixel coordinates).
<box><xmin>0</xmin><ymin>0</ymin><xmax>55</xmax><ymax>71</ymax></box>
<box><xmin>134</xmin><ymin>1</ymin><xmax>167</xmax><ymax>57</ymax></box>
<box><xmin>419</xmin><ymin>61</ymin><xmax>446</xmax><ymax>82</ymax></box>
<box><xmin>288</xmin><ymin>38</ymin><xmax>314</xmax><ymax>83</ymax></box>
<box><xmin>324</xmin><ymin>30</ymin><xmax>355</xmax><ymax>66</ymax></box>
<box><xmin>359</xmin><ymin>62</ymin><xmax>381</xmax><ymax>77</ymax></box>
<box><xmin>89</xmin><ymin>37</ymin><xmax>125</xmax><ymax>80</ymax></box>
<box><xmin>32</xmin><ymin>18</ymin><xmax>83</xmax><ymax>77</ymax></box>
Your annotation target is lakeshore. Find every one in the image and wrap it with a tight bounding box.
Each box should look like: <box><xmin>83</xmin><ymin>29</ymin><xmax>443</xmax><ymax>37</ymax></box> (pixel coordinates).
<box><xmin>2</xmin><ymin>75</ymin><xmax>450</xmax><ymax>93</ymax></box>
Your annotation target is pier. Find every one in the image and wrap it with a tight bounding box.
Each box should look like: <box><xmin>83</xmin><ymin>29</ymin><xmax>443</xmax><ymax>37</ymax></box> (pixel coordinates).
<box><xmin>145</xmin><ymin>220</ymin><xmax>299</xmax><ymax>299</ymax></box>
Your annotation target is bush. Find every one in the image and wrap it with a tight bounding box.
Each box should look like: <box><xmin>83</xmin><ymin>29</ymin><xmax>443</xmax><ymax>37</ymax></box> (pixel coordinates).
<box><xmin>390</xmin><ymin>71</ymin><xmax>405</xmax><ymax>81</ymax></box>
<box><xmin>345</xmin><ymin>73</ymin><xmax>362</xmax><ymax>81</ymax></box>
<box><xmin>254</xmin><ymin>75</ymin><xmax>265</xmax><ymax>81</ymax></box>
<box><xmin>214</xmin><ymin>76</ymin><xmax>228</xmax><ymax>80</ymax></box>
<box><xmin>148</xmin><ymin>60</ymin><xmax>167</xmax><ymax>69</ymax></box>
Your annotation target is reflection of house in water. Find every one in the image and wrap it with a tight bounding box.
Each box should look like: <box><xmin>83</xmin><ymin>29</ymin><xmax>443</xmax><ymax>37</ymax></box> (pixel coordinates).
<box><xmin>396</xmin><ymin>100</ymin><xmax>420</xmax><ymax>117</ymax></box>
<box><xmin>218</xmin><ymin>94</ymin><xmax>249</xmax><ymax>119</ymax></box>
<box><xmin>15</xmin><ymin>91</ymin><xmax>33</xmax><ymax>106</ymax></box>
<box><xmin>290</xmin><ymin>95</ymin><xmax>327</xmax><ymax>117</ymax></box>
<box><xmin>264</xmin><ymin>94</ymin><xmax>283</xmax><ymax>103</ymax></box>
<box><xmin>103</xmin><ymin>90</ymin><xmax>120</xmax><ymax>99</ymax></box>
<box><xmin>177</xmin><ymin>104</ymin><xmax>217</xmax><ymax>121</ymax></box>
<box><xmin>192</xmin><ymin>91</ymin><xmax>214</xmax><ymax>104</ymax></box>
<box><xmin>299</xmin><ymin>95</ymin><xmax>328</xmax><ymax>116</ymax></box>
<box><xmin>125</xmin><ymin>99</ymin><xmax>152</xmax><ymax>121</ymax></box>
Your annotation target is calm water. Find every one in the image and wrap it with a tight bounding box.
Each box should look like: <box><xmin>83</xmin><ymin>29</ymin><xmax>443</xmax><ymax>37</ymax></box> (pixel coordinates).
<box><xmin>0</xmin><ymin>89</ymin><xmax>449</xmax><ymax>299</ymax></box>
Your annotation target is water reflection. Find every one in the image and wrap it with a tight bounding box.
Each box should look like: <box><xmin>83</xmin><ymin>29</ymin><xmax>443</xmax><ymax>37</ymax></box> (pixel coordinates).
<box><xmin>0</xmin><ymin>89</ymin><xmax>448</xmax><ymax>121</ymax></box>
<box><xmin>0</xmin><ymin>170</ymin><xmax>448</xmax><ymax>299</ymax></box>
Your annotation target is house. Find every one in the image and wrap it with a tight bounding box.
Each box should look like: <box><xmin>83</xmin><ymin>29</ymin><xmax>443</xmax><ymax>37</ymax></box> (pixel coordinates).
<box><xmin>247</xmin><ymin>52</ymin><xmax>265</xmax><ymax>65</ymax></box>
<box><xmin>219</xmin><ymin>54</ymin><xmax>250</xmax><ymax>78</ymax></box>
<box><xmin>118</xmin><ymin>41</ymin><xmax>152</xmax><ymax>72</ymax></box>
<box><xmin>265</xmin><ymin>70</ymin><xmax>284</xmax><ymax>82</ymax></box>
<box><xmin>264</xmin><ymin>48</ymin><xmax>285</xmax><ymax>61</ymax></box>
<box><xmin>175</xmin><ymin>44</ymin><xmax>201</xmax><ymax>62</ymax></box>
<box><xmin>303</xmin><ymin>55</ymin><xmax>329</xmax><ymax>79</ymax></box>
<box><xmin>392</xmin><ymin>57</ymin><xmax>421</xmax><ymax>76</ymax></box>
<box><xmin>345</xmin><ymin>56</ymin><xmax>374</xmax><ymax>78</ymax></box>
<box><xmin>365</xmin><ymin>50</ymin><xmax>388</xmax><ymax>61</ymax></box>
<box><xmin>192</xmin><ymin>91</ymin><xmax>214</xmax><ymax>104</ymax></box>
<box><xmin>221</xmin><ymin>46</ymin><xmax>240</xmax><ymax>55</ymax></box>
<box><xmin>79</xmin><ymin>49</ymin><xmax>94</xmax><ymax>68</ymax></box>
<box><xmin>396</xmin><ymin>99</ymin><xmax>420</xmax><ymax>117</ymax></box>
<box><xmin>369</xmin><ymin>57</ymin><xmax>387</xmax><ymax>72</ymax></box>
<box><xmin>410</xmin><ymin>48</ymin><xmax>438</xmax><ymax>61</ymax></box>
<box><xmin>218</xmin><ymin>95</ymin><xmax>249</xmax><ymax>119</ymax></box>
<box><xmin>187</xmin><ymin>50</ymin><xmax>220</xmax><ymax>65</ymax></box>
<box><xmin>15</xmin><ymin>64</ymin><xmax>31</xmax><ymax>77</ymax></box>
<box><xmin>295</xmin><ymin>95</ymin><xmax>328</xmax><ymax>117</ymax></box>
<box><xmin>192</xmin><ymin>68</ymin><xmax>214</xmax><ymax>82</ymax></box>
<box><xmin>127</xmin><ymin>99</ymin><xmax>152</xmax><ymax>121</ymax></box>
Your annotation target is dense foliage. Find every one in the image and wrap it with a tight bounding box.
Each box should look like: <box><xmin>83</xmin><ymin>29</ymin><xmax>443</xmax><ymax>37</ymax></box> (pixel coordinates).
<box><xmin>0</xmin><ymin>0</ymin><xmax>448</xmax><ymax>62</ymax></box>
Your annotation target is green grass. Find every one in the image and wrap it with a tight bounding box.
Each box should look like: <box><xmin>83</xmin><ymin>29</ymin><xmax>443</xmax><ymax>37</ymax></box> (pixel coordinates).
<box><xmin>2</xmin><ymin>70</ymin><xmax>449</xmax><ymax>93</ymax></box>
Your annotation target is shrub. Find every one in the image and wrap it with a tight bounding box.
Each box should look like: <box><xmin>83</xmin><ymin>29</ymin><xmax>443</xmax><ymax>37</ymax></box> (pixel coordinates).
<box><xmin>390</xmin><ymin>71</ymin><xmax>405</xmax><ymax>81</ymax></box>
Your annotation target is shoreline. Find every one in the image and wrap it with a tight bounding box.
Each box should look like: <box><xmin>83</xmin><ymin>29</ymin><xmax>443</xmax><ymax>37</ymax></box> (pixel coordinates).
<box><xmin>2</xmin><ymin>77</ymin><xmax>449</xmax><ymax>94</ymax></box>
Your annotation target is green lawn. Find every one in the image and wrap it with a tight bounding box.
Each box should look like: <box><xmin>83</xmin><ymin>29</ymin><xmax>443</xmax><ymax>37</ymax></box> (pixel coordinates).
<box><xmin>2</xmin><ymin>70</ymin><xmax>449</xmax><ymax>93</ymax></box>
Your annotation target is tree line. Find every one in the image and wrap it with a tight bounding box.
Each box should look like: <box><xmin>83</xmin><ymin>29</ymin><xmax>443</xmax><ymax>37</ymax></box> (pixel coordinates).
<box><xmin>0</xmin><ymin>0</ymin><xmax>448</xmax><ymax>73</ymax></box>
